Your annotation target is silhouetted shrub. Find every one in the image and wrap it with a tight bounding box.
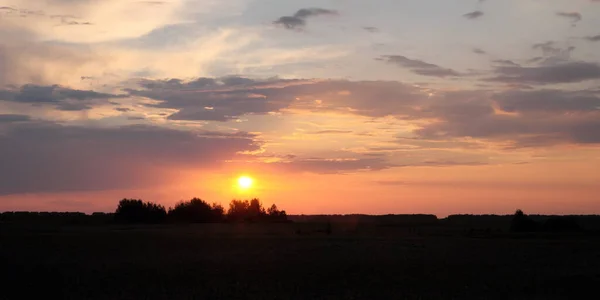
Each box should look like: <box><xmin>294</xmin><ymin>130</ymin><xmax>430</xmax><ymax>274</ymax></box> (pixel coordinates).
<box><xmin>510</xmin><ymin>209</ymin><xmax>539</xmax><ymax>232</ymax></box>
<box><xmin>168</xmin><ymin>198</ymin><xmax>224</xmax><ymax>223</ymax></box>
<box><xmin>114</xmin><ymin>199</ymin><xmax>166</xmax><ymax>224</ymax></box>
<box><xmin>543</xmin><ymin>216</ymin><xmax>582</xmax><ymax>232</ymax></box>
<box><xmin>226</xmin><ymin>199</ymin><xmax>287</xmax><ymax>223</ymax></box>
<box><xmin>267</xmin><ymin>204</ymin><xmax>288</xmax><ymax>222</ymax></box>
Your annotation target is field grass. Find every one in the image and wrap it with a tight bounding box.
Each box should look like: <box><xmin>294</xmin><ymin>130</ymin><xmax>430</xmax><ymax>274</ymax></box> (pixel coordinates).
<box><xmin>2</xmin><ymin>223</ymin><xmax>600</xmax><ymax>299</ymax></box>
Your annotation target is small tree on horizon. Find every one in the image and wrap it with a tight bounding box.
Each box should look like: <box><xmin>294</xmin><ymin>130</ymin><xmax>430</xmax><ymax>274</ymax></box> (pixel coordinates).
<box><xmin>510</xmin><ymin>209</ymin><xmax>538</xmax><ymax>232</ymax></box>
<box><xmin>115</xmin><ymin>199</ymin><xmax>166</xmax><ymax>224</ymax></box>
<box><xmin>267</xmin><ymin>204</ymin><xmax>288</xmax><ymax>222</ymax></box>
<box><xmin>226</xmin><ymin>199</ymin><xmax>287</xmax><ymax>223</ymax></box>
<box><xmin>168</xmin><ymin>198</ymin><xmax>224</xmax><ymax>223</ymax></box>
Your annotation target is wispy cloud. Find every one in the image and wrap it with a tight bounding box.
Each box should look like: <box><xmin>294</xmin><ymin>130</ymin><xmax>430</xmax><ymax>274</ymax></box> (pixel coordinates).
<box><xmin>556</xmin><ymin>11</ymin><xmax>582</xmax><ymax>24</ymax></box>
<box><xmin>463</xmin><ymin>11</ymin><xmax>484</xmax><ymax>20</ymax></box>
<box><xmin>274</xmin><ymin>8</ymin><xmax>338</xmax><ymax>30</ymax></box>
<box><xmin>379</xmin><ymin>55</ymin><xmax>461</xmax><ymax>77</ymax></box>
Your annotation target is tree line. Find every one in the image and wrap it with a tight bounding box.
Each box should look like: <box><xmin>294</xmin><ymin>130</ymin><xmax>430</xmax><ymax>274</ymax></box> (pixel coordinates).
<box><xmin>0</xmin><ymin>198</ymin><xmax>287</xmax><ymax>225</ymax></box>
<box><xmin>115</xmin><ymin>198</ymin><xmax>288</xmax><ymax>224</ymax></box>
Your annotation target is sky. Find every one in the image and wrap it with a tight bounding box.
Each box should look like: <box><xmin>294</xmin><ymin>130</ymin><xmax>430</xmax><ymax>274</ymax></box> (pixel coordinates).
<box><xmin>1</xmin><ymin>0</ymin><xmax>600</xmax><ymax>216</ymax></box>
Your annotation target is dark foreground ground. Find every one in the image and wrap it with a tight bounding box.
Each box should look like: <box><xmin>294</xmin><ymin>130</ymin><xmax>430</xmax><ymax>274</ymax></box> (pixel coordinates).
<box><xmin>2</xmin><ymin>223</ymin><xmax>600</xmax><ymax>300</ymax></box>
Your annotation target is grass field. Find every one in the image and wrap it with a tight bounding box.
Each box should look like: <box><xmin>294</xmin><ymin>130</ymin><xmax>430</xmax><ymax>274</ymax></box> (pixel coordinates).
<box><xmin>2</xmin><ymin>223</ymin><xmax>600</xmax><ymax>299</ymax></box>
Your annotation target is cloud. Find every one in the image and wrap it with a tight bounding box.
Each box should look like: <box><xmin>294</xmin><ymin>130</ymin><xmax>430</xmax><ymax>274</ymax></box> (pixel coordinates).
<box><xmin>309</xmin><ymin>130</ymin><xmax>353</xmax><ymax>135</ymax></box>
<box><xmin>556</xmin><ymin>11</ymin><xmax>582</xmax><ymax>24</ymax></box>
<box><xmin>127</xmin><ymin>76</ymin><xmax>303</xmax><ymax>121</ymax></box>
<box><xmin>0</xmin><ymin>121</ymin><xmax>260</xmax><ymax>195</ymax></box>
<box><xmin>493</xmin><ymin>89</ymin><xmax>600</xmax><ymax>113</ymax></box>
<box><xmin>0</xmin><ymin>35</ymin><xmax>105</xmax><ymax>86</ymax></box>
<box><xmin>492</xmin><ymin>60</ymin><xmax>520</xmax><ymax>67</ymax></box>
<box><xmin>273</xmin><ymin>16</ymin><xmax>306</xmax><ymax>29</ymax></box>
<box><xmin>1</xmin><ymin>0</ymin><xmax>185</xmax><ymax>43</ymax></box>
<box><xmin>269</xmin><ymin>158</ymin><xmax>393</xmax><ymax>174</ymax></box>
<box><xmin>487</xmin><ymin>61</ymin><xmax>600</xmax><ymax>84</ymax></box>
<box><xmin>0</xmin><ymin>84</ymin><xmax>125</xmax><ymax>111</ymax></box>
<box><xmin>127</xmin><ymin>76</ymin><xmax>431</xmax><ymax>120</ymax></box>
<box><xmin>274</xmin><ymin>8</ymin><xmax>338</xmax><ymax>30</ymax></box>
<box><xmin>414</xmin><ymin>89</ymin><xmax>600</xmax><ymax>147</ymax></box>
<box><xmin>463</xmin><ymin>11</ymin><xmax>484</xmax><ymax>19</ymax></box>
<box><xmin>532</xmin><ymin>41</ymin><xmax>575</xmax><ymax>59</ymax></box>
<box><xmin>0</xmin><ymin>114</ymin><xmax>30</xmax><ymax>123</ymax></box>
<box><xmin>128</xmin><ymin>76</ymin><xmax>600</xmax><ymax>149</ymax></box>
<box><xmin>363</xmin><ymin>26</ymin><xmax>379</xmax><ymax>33</ymax></box>
<box><xmin>528</xmin><ymin>41</ymin><xmax>576</xmax><ymax>66</ymax></box>
<box><xmin>585</xmin><ymin>35</ymin><xmax>600</xmax><ymax>42</ymax></box>
<box><xmin>379</xmin><ymin>55</ymin><xmax>461</xmax><ymax>77</ymax></box>
<box><xmin>473</xmin><ymin>48</ymin><xmax>486</xmax><ymax>55</ymax></box>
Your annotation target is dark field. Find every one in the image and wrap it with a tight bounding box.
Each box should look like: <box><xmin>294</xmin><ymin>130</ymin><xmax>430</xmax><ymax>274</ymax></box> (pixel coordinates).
<box><xmin>2</xmin><ymin>223</ymin><xmax>600</xmax><ymax>300</ymax></box>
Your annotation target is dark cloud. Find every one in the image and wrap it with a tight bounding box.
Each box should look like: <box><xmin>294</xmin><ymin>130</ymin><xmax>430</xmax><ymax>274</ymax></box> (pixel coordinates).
<box><xmin>463</xmin><ymin>11</ymin><xmax>484</xmax><ymax>19</ymax></box>
<box><xmin>363</xmin><ymin>26</ymin><xmax>379</xmax><ymax>33</ymax></box>
<box><xmin>309</xmin><ymin>130</ymin><xmax>353</xmax><ymax>135</ymax></box>
<box><xmin>379</xmin><ymin>55</ymin><xmax>461</xmax><ymax>77</ymax></box>
<box><xmin>0</xmin><ymin>121</ymin><xmax>260</xmax><ymax>195</ymax></box>
<box><xmin>493</xmin><ymin>89</ymin><xmax>600</xmax><ymax>113</ymax></box>
<box><xmin>128</xmin><ymin>76</ymin><xmax>298</xmax><ymax>121</ymax></box>
<box><xmin>0</xmin><ymin>114</ymin><xmax>30</xmax><ymax>123</ymax></box>
<box><xmin>473</xmin><ymin>48</ymin><xmax>486</xmax><ymax>55</ymax></box>
<box><xmin>556</xmin><ymin>11</ymin><xmax>582</xmax><ymax>23</ymax></box>
<box><xmin>487</xmin><ymin>61</ymin><xmax>600</xmax><ymax>84</ymax></box>
<box><xmin>115</xmin><ymin>107</ymin><xmax>133</xmax><ymax>112</ymax></box>
<box><xmin>527</xmin><ymin>57</ymin><xmax>544</xmax><ymax>64</ymax></box>
<box><xmin>129</xmin><ymin>76</ymin><xmax>600</xmax><ymax>148</ymax></box>
<box><xmin>273</xmin><ymin>16</ymin><xmax>305</xmax><ymax>29</ymax></box>
<box><xmin>273</xmin><ymin>8</ymin><xmax>337</xmax><ymax>30</ymax></box>
<box><xmin>414</xmin><ymin>89</ymin><xmax>600</xmax><ymax>147</ymax></box>
<box><xmin>531</xmin><ymin>41</ymin><xmax>575</xmax><ymax>64</ymax></box>
<box><xmin>0</xmin><ymin>84</ymin><xmax>124</xmax><ymax>111</ymax></box>
<box><xmin>293</xmin><ymin>8</ymin><xmax>336</xmax><ymax>18</ymax></box>
<box><xmin>128</xmin><ymin>76</ymin><xmax>430</xmax><ymax>120</ymax></box>
<box><xmin>585</xmin><ymin>35</ymin><xmax>600</xmax><ymax>42</ymax></box>
<box><xmin>59</xmin><ymin>20</ymin><xmax>93</xmax><ymax>26</ymax></box>
<box><xmin>492</xmin><ymin>60</ymin><xmax>520</xmax><ymax>67</ymax></box>
<box><xmin>533</xmin><ymin>41</ymin><xmax>560</xmax><ymax>53</ymax></box>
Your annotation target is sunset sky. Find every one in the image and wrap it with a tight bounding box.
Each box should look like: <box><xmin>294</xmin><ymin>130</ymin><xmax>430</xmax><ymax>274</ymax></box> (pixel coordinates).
<box><xmin>1</xmin><ymin>0</ymin><xmax>599</xmax><ymax>216</ymax></box>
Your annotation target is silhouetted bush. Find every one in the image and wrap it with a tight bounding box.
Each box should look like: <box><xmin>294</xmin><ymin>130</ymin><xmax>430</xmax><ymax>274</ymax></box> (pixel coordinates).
<box><xmin>114</xmin><ymin>199</ymin><xmax>167</xmax><ymax>224</ymax></box>
<box><xmin>226</xmin><ymin>199</ymin><xmax>287</xmax><ymax>223</ymax></box>
<box><xmin>510</xmin><ymin>209</ymin><xmax>539</xmax><ymax>232</ymax></box>
<box><xmin>168</xmin><ymin>198</ymin><xmax>224</xmax><ymax>223</ymax></box>
<box><xmin>267</xmin><ymin>204</ymin><xmax>288</xmax><ymax>223</ymax></box>
<box><xmin>543</xmin><ymin>216</ymin><xmax>582</xmax><ymax>232</ymax></box>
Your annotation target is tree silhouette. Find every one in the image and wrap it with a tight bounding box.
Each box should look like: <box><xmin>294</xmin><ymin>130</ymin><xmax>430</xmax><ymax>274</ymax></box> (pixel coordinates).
<box><xmin>168</xmin><ymin>198</ymin><xmax>224</xmax><ymax>223</ymax></box>
<box><xmin>510</xmin><ymin>209</ymin><xmax>538</xmax><ymax>232</ymax></box>
<box><xmin>267</xmin><ymin>204</ymin><xmax>288</xmax><ymax>222</ymax></box>
<box><xmin>227</xmin><ymin>199</ymin><xmax>252</xmax><ymax>222</ymax></box>
<box><xmin>225</xmin><ymin>199</ymin><xmax>287</xmax><ymax>222</ymax></box>
<box><xmin>114</xmin><ymin>199</ymin><xmax>167</xmax><ymax>224</ymax></box>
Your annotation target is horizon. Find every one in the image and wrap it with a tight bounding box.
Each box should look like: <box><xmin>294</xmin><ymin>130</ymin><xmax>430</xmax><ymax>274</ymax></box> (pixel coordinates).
<box><xmin>1</xmin><ymin>0</ymin><xmax>600</xmax><ymax>216</ymax></box>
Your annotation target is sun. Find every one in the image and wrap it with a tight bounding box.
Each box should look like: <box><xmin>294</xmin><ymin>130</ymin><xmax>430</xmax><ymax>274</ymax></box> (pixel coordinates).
<box><xmin>237</xmin><ymin>176</ymin><xmax>254</xmax><ymax>189</ymax></box>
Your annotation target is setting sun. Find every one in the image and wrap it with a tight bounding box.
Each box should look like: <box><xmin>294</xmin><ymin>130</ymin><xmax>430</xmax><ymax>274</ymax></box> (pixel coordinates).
<box><xmin>237</xmin><ymin>176</ymin><xmax>254</xmax><ymax>189</ymax></box>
